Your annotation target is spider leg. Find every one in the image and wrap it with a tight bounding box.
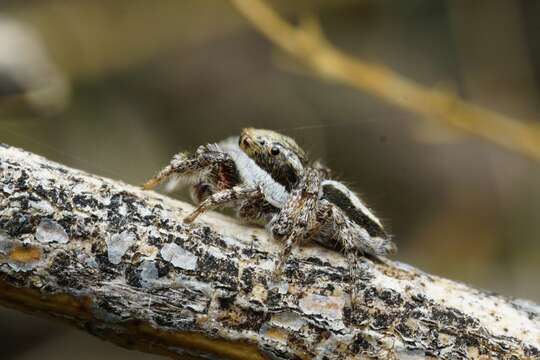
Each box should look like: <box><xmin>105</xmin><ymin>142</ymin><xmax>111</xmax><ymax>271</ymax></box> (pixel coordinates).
<box><xmin>272</xmin><ymin>221</ymin><xmax>324</xmax><ymax>278</ymax></box>
<box><xmin>319</xmin><ymin>201</ymin><xmax>373</xmax><ymax>309</ymax></box>
<box><xmin>183</xmin><ymin>185</ymin><xmax>260</xmax><ymax>223</ymax></box>
<box><xmin>312</xmin><ymin>159</ymin><xmax>332</xmax><ymax>179</ymax></box>
<box><xmin>270</xmin><ymin>168</ymin><xmax>322</xmax><ymax>277</ymax></box>
<box><xmin>143</xmin><ymin>152</ymin><xmax>192</xmax><ymax>190</ymax></box>
<box><xmin>237</xmin><ymin>192</ymin><xmax>277</xmax><ymax>224</ymax></box>
<box><xmin>142</xmin><ymin>144</ymin><xmax>239</xmax><ymax>191</ymax></box>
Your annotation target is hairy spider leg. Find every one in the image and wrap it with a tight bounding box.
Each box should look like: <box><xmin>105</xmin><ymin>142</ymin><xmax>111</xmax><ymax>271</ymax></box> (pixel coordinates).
<box><xmin>270</xmin><ymin>168</ymin><xmax>322</xmax><ymax>277</ymax></box>
<box><xmin>320</xmin><ymin>201</ymin><xmax>396</xmax><ymax>310</ymax></box>
<box><xmin>142</xmin><ymin>152</ymin><xmax>191</xmax><ymax>190</ymax></box>
<box><xmin>142</xmin><ymin>145</ymin><xmax>240</xmax><ymax>194</ymax></box>
<box><xmin>237</xmin><ymin>191</ymin><xmax>278</xmax><ymax>224</ymax></box>
<box><xmin>183</xmin><ymin>185</ymin><xmax>260</xmax><ymax>223</ymax></box>
<box><xmin>318</xmin><ymin>201</ymin><xmax>371</xmax><ymax>308</ymax></box>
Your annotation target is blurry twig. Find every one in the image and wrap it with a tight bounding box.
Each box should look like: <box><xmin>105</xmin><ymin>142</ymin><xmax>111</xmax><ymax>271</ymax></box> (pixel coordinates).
<box><xmin>230</xmin><ymin>0</ymin><xmax>540</xmax><ymax>162</ymax></box>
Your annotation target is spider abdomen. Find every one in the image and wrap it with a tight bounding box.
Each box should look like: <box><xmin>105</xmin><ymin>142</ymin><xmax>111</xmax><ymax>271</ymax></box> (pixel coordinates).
<box><xmin>321</xmin><ymin>180</ymin><xmax>387</xmax><ymax>239</ymax></box>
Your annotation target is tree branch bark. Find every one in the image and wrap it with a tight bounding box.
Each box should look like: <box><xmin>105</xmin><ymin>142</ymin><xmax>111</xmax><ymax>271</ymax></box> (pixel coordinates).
<box><xmin>0</xmin><ymin>144</ymin><xmax>538</xmax><ymax>359</ymax></box>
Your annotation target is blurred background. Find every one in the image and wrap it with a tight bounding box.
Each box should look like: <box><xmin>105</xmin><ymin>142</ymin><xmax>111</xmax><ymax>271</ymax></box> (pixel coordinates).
<box><xmin>1</xmin><ymin>0</ymin><xmax>539</xmax><ymax>359</ymax></box>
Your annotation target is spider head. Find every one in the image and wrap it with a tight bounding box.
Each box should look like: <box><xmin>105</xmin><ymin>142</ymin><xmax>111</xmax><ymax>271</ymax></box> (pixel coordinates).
<box><xmin>239</xmin><ymin>128</ymin><xmax>307</xmax><ymax>190</ymax></box>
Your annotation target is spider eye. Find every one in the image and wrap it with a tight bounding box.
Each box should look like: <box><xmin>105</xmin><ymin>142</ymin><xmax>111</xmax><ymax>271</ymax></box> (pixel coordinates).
<box><xmin>270</xmin><ymin>147</ymin><xmax>280</xmax><ymax>156</ymax></box>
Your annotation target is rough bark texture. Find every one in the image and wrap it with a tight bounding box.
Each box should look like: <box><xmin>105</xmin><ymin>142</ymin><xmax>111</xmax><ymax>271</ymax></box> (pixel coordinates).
<box><xmin>0</xmin><ymin>144</ymin><xmax>539</xmax><ymax>360</ymax></box>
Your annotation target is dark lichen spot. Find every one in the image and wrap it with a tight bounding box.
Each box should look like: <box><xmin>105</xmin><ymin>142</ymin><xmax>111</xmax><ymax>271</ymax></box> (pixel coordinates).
<box><xmin>49</xmin><ymin>252</ymin><xmax>84</xmax><ymax>289</ymax></box>
<box><xmin>15</xmin><ymin>170</ymin><xmax>29</xmax><ymax>191</ymax></box>
<box><xmin>411</xmin><ymin>293</ymin><xmax>427</xmax><ymax>303</ymax></box>
<box><xmin>266</xmin><ymin>288</ymin><xmax>282</xmax><ymax>309</ymax></box>
<box><xmin>153</xmin><ymin>312</ymin><xmax>194</xmax><ymax>328</ymax></box>
<box><xmin>107</xmin><ymin>193</ymin><xmax>123</xmax><ymax>210</ymax></box>
<box><xmin>218</xmin><ymin>293</ymin><xmax>237</xmax><ymax>310</ymax></box>
<box><xmin>158</xmin><ymin>218</ymin><xmax>173</xmax><ymax>231</ymax></box>
<box><xmin>343</xmin><ymin>306</ymin><xmax>352</xmax><ymax>325</ymax></box>
<box><xmin>192</xmin><ymin>225</ymin><xmax>227</xmax><ymax>249</ymax></box>
<box><xmin>147</xmin><ymin>234</ymin><xmax>161</xmax><ymax>246</ymax></box>
<box><xmin>346</xmin><ymin>307</ymin><xmax>370</xmax><ymax>326</ymax></box>
<box><xmin>242</xmin><ymin>308</ymin><xmax>270</xmax><ymax>332</ymax></box>
<box><xmin>92</xmin><ymin>241</ymin><xmax>120</xmax><ymax>278</ymax></box>
<box><xmin>198</xmin><ymin>253</ymin><xmax>238</xmax><ymax>287</ymax></box>
<box><xmin>154</xmin><ymin>259</ymin><xmax>172</xmax><ymax>278</ymax></box>
<box><xmin>241</xmin><ymin>267</ymin><xmax>254</xmax><ymax>292</ymax></box>
<box><xmin>73</xmin><ymin>194</ymin><xmax>100</xmax><ymax>209</ymax></box>
<box><xmin>141</xmin><ymin>214</ymin><xmax>155</xmax><ymax>226</ymax></box>
<box><xmin>305</xmin><ymin>256</ymin><xmax>325</xmax><ymax>267</ymax></box>
<box><xmin>94</xmin><ymin>299</ymin><xmax>123</xmax><ymax>319</ymax></box>
<box><xmin>286</xmin><ymin>331</ymin><xmax>314</xmax><ymax>358</ymax></box>
<box><xmin>379</xmin><ymin>289</ymin><xmax>403</xmax><ymax>307</ymax></box>
<box><xmin>362</xmin><ymin>286</ymin><xmax>377</xmax><ymax>304</ymax></box>
<box><xmin>349</xmin><ymin>334</ymin><xmax>370</xmax><ymax>353</ymax></box>
<box><xmin>524</xmin><ymin>345</ymin><xmax>540</xmax><ymax>357</ymax></box>
<box><xmin>455</xmin><ymin>334</ymin><xmax>479</xmax><ymax>348</ymax></box>
<box><xmin>395</xmin><ymin>322</ymin><xmax>413</xmax><ymax>339</ymax></box>
<box><xmin>371</xmin><ymin>311</ymin><xmax>395</xmax><ymax>330</ymax></box>
<box><xmin>125</xmin><ymin>263</ymin><xmax>142</xmax><ymax>288</ymax></box>
<box><xmin>1</xmin><ymin>213</ymin><xmax>36</xmax><ymax>237</ymax></box>
<box><xmin>432</xmin><ymin>307</ymin><xmax>478</xmax><ymax>328</ymax></box>
<box><xmin>56</xmin><ymin>214</ymin><xmax>79</xmax><ymax>238</ymax></box>
<box><xmin>9</xmin><ymin>194</ymin><xmax>29</xmax><ymax>209</ymax></box>
<box><xmin>283</xmin><ymin>260</ymin><xmax>300</xmax><ymax>279</ymax></box>
<box><xmin>323</xmin><ymin>283</ymin><xmax>335</xmax><ymax>294</ymax></box>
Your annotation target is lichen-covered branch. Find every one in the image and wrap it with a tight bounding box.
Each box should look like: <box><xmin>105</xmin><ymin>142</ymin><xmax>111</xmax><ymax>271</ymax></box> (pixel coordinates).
<box><xmin>0</xmin><ymin>145</ymin><xmax>538</xmax><ymax>359</ymax></box>
<box><xmin>229</xmin><ymin>0</ymin><xmax>540</xmax><ymax>163</ymax></box>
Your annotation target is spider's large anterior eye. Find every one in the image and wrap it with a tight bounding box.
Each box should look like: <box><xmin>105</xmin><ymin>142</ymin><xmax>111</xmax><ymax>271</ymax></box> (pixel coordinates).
<box><xmin>270</xmin><ymin>147</ymin><xmax>280</xmax><ymax>156</ymax></box>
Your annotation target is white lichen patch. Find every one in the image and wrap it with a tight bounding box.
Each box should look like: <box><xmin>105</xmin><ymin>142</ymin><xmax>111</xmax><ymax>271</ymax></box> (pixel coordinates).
<box><xmin>71</xmin><ymin>183</ymin><xmax>92</xmax><ymax>194</ymax></box>
<box><xmin>172</xmin><ymin>277</ymin><xmax>213</xmax><ymax>298</ymax></box>
<box><xmin>8</xmin><ymin>260</ymin><xmax>41</xmax><ymax>272</ymax></box>
<box><xmin>29</xmin><ymin>199</ymin><xmax>54</xmax><ymax>214</ymax></box>
<box><xmin>77</xmin><ymin>251</ymin><xmax>98</xmax><ymax>269</ymax></box>
<box><xmin>160</xmin><ymin>243</ymin><xmax>198</xmax><ymax>270</ymax></box>
<box><xmin>270</xmin><ymin>311</ymin><xmax>306</xmax><ymax>331</ymax></box>
<box><xmin>137</xmin><ymin>205</ymin><xmax>152</xmax><ymax>218</ymax></box>
<box><xmin>106</xmin><ymin>230</ymin><xmax>136</xmax><ymax>265</ymax></box>
<box><xmin>255</xmin><ymin>258</ymin><xmax>277</xmax><ymax>272</ymax></box>
<box><xmin>221</xmin><ymin>235</ymin><xmax>244</xmax><ymax>249</ymax></box>
<box><xmin>299</xmin><ymin>293</ymin><xmax>345</xmax><ymax>323</ymax></box>
<box><xmin>2</xmin><ymin>184</ymin><xmax>14</xmax><ymax>194</ymax></box>
<box><xmin>35</xmin><ymin>219</ymin><xmax>69</xmax><ymax>244</ymax></box>
<box><xmin>0</xmin><ymin>230</ymin><xmax>11</xmax><ymax>254</ymax></box>
<box><xmin>268</xmin><ymin>279</ymin><xmax>289</xmax><ymax>295</ymax></box>
<box><xmin>139</xmin><ymin>260</ymin><xmax>159</xmax><ymax>287</ymax></box>
<box><xmin>117</xmin><ymin>203</ymin><xmax>128</xmax><ymax>217</ymax></box>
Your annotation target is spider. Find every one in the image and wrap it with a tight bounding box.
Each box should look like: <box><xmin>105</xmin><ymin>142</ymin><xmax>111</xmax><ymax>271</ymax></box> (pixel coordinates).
<box><xmin>142</xmin><ymin>133</ymin><xmax>288</xmax><ymax>225</ymax></box>
<box><xmin>143</xmin><ymin>128</ymin><xmax>396</xmax><ymax>292</ymax></box>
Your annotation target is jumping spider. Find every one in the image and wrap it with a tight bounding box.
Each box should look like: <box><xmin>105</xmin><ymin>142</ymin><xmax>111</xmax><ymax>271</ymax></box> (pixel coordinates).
<box><xmin>143</xmin><ymin>128</ymin><xmax>396</xmax><ymax>297</ymax></box>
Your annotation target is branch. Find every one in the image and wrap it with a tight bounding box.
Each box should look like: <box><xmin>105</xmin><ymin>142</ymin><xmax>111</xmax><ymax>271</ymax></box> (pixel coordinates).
<box><xmin>0</xmin><ymin>145</ymin><xmax>538</xmax><ymax>359</ymax></box>
<box><xmin>230</xmin><ymin>0</ymin><xmax>540</xmax><ymax>163</ymax></box>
